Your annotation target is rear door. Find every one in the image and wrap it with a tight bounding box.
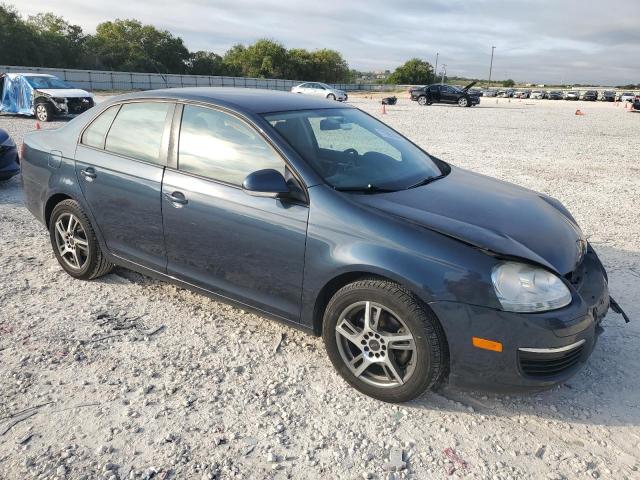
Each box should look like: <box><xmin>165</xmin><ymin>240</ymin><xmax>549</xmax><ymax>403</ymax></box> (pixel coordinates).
<box><xmin>75</xmin><ymin>101</ymin><xmax>174</xmax><ymax>270</ymax></box>
<box><xmin>428</xmin><ymin>85</ymin><xmax>441</xmax><ymax>102</ymax></box>
<box><xmin>161</xmin><ymin>104</ymin><xmax>309</xmax><ymax>320</ymax></box>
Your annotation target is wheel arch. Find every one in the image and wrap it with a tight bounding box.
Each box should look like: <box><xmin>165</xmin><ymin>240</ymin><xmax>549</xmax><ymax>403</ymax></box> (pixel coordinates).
<box><xmin>310</xmin><ymin>269</ymin><xmax>444</xmax><ymax>338</ymax></box>
<box><xmin>44</xmin><ymin>193</ymin><xmax>73</xmax><ymax>228</ymax></box>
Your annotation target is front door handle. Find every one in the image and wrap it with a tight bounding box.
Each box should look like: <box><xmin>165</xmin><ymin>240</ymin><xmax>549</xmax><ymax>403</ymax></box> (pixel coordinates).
<box><xmin>80</xmin><ymin>167</ymin><xmax>97</xmax><ymax>181</ymax></box>
<box><xmin>164</xmin><ymin>191</ymin><xmax>188</xmax><ymax>207</ymax></box>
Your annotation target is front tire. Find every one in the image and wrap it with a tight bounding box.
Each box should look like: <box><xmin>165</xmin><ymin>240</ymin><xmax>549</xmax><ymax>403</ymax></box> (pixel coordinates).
<box><xmin>322</xmin><ymin>278</ymin><xmax>448</xmax><ymax>402</ymax></box>
<box><xmin>458</xmin><ymin>97</ymin><xmax>469</xmax><ymax>107</ymax></box>
<box><xmin>327</xmin><ymin>93</ymin><xmax>336</xmax><ymax>101</ymax></box>
<box><xmin>417</xmin><ymin>95</ymin><xmax>430</xmax><ymax>106</ymax></box>
<box><xmin>49</xmin><ymin>199</ymin><xmax>113</xmax><ymax>280</ymax></box>
<box><xmin>35</xmin><ymin>103</ymin><xmax>54</xmax><ymax>122</ymax></box>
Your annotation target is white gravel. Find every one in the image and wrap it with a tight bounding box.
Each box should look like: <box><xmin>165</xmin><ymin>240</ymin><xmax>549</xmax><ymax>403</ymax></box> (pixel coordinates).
<box><xmin>1</xmin><ymin>96</ymin><xmax>639</xmax><ymax>480</ymax></box>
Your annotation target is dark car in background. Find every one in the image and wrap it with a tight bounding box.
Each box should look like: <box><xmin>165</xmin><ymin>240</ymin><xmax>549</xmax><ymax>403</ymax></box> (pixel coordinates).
<box><xmin>582</xmin><ymin>91</ymin><xmax>598</xmax><ymax>101</ymax></box>
<box><xmin>547</xmin><ymin>91</ymin><xmax>564</xmax><ymax>100</ymax></box>
<box><xmin>0</xmin><ymin>128</ymin><xmax>20</xmax><ymax>181</ymax></box>
<box><xmin>600</xmin><ymin>91</ymin><xmax>616</xmax><ymax>102</ymax></box>
<box><xmin>20</xmin><ymin>88</ymin><xmax>623</xmax><ymax>402</ymax></box>
<box><xmin>410</xmin><ymin>82</ymin><xmax>480</xmax><ymax>107</ymax></box>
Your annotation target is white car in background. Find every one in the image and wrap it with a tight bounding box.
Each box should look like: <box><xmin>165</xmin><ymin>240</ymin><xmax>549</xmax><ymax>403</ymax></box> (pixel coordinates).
<box><xmin>530</xmin><ymin>90</ymin><xmax>546</xmax><ymax>99</ymax></box>
<box><xmin>291</xmin><ymin>82</ymin><xmax>348</xmax><ymax>101</ymax></box>
<box><xmin>619</xmin><ymin>92</ymin><xmax>636</xmax><ymax>102</ymax></box>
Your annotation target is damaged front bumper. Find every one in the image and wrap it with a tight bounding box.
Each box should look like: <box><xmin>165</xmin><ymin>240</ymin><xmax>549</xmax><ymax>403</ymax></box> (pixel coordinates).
<box><xmin>431</xmin><ymin>247</ymin><xmax>629</xmax><ymax>393</ymax></box>
<box><xmin>47</xmin><ymin>95</ymin><xmax>95</xmax><ymax>115</ymax></box>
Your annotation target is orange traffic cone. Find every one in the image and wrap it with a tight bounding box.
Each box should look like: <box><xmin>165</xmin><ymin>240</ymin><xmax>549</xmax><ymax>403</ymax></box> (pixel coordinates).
<box><xmin>35</xmin><ymin>121</ymin><xmax>41</xmax><ymax>129</ymax></box>
<box><xmin>575</xmin><ymin>109</ymin><xmax>585</xmax><ymax>116</ymax></box>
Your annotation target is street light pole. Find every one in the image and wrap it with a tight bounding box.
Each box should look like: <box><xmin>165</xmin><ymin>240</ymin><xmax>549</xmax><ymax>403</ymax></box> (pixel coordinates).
<box><xmin>488</xmin><ymin>46</ymin><xmax>496</xmax><ymax>87</ymax></box>
<box><xmin>440</xmin><ymin>64</ymin><xmax>447</xmax><ymax>84</ymax></box>
<box><xmin>434</xmin><ymin>52</ymin><xmax>439</xmax><ymax>81</ymax></box>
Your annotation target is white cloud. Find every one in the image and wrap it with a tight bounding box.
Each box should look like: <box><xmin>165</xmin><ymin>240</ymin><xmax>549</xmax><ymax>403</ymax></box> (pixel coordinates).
<box><xmin>14</xmin><ymin>0</ymin><xmax>640</xmax><ymax>85</ymax></box>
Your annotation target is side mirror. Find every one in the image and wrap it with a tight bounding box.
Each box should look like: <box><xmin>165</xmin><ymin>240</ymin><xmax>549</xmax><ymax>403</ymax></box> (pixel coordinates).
<box><xmin>242</xmin><ymin>169</ymin><xmax>290</xmax><ymax>198</ymax></box>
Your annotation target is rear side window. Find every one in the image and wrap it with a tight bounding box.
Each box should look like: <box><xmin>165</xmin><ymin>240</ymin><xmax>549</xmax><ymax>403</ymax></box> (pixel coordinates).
<box><xmin>105</xmin><ymin>102</ymin><xmax>171</xmax><ymax>164</ymax></box>
<box><xmin>81</xmin><ymin>105</ymin><xmax>119</xmax><ymax>149</ymax></box>
<box><xmin>178</xmin><ymin>105</ymin><xmax>285</xmax><ymax>185</ymax></box>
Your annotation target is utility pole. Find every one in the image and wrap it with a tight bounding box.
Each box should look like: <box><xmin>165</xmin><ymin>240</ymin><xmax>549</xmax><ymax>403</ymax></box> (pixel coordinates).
<box><xmin>488</xmin><ymin>46</ymin><xmax>496</xmax><ymax>87</ymax></box>
<box><xmin>440</xmin><ymin>64</ymin><xmax>447</xmax><ymax>84</ymax></box>
<box><xmin>434</xmin><ymin>52</ymin><xmax>439</xmax><ymax>81</ymax></box>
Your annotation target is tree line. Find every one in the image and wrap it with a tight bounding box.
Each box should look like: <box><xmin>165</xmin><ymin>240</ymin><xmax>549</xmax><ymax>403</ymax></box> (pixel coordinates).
<box><xmin>0</xmin><ymin>5</ymin><xmax>352</xmax><ymax>83</ymax></box>
<box><xmin>1</xmin><ymin>4</ymin><xmax>454</xmax><ymax>86</ymax></box>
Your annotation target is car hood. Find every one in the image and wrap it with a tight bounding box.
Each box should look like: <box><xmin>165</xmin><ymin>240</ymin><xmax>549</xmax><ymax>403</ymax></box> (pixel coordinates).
<box><xmin>462</xmin><ymin>81</ymin><xmax>477</xmax><ymax>91</ymax></box>
<box><xmin>36</xmin><ymin>88</ymin><xmax>93</xmax><ymax>98</ymax></box>
<box><xmin>355</xmin><ymin>166</ymin><xmax>585</xmax><ymax>275</ymax></box>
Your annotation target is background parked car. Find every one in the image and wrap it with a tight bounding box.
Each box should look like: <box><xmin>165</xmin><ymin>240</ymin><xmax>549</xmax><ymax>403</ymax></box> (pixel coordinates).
<box><xmin>496</xmin><ymin>89</ymin><xmax>515</xmax><ymax>98</ymax></box>
<box><xmin>409</xmin><ymin>82</ymin><xmax>480</xmax><ymax>107</ymax></box>
<box><xmin>547</xmin><ymin>91</ymin><xmax>563</xmax><ymax>100</ymax></box>
<box><xmin>514</xmin><ymin>90</ymin><xmax>531</xmax><ymax>99</ymax></box>
<box><xmin>564</xmin><ymin>91</ymin><xmax>580</xmax><ymax>100</ymax></box>
<box><xmin>0</xmin><ymin>73</ymin><xmax>95</xmax><ymax>122</ymax></box>
<box><xmin>600</xmin><ymin>91</ymin><xmax>616</xmax><ymax>102</ymax></box>
<box><xmin>483</xmin><ymin>89</ymin><xmax>498</xmax><ymax>97</ymax></box>
<box><xmin>619</xmin><ymin>92</ymin><xmax>636</xmax><ymax>102</ymax></box>
<box><xmin>0</xmin><ymin>128</ymin><xmax>20</xmax><ymax>181</ymax></box>
<box><xmin>530</xmin><ymin>90</ymin><xmax>546</xmax><ymax>99</ymax></box>
<box><xmin>582</xmin><ymin>90</ymin><xmax>598</xmax><ymax>101</ymax></box>
<box><xmin>291</xmin><ymin>82</ymin><xmax>347</xmax><ymax>101</ymax></box>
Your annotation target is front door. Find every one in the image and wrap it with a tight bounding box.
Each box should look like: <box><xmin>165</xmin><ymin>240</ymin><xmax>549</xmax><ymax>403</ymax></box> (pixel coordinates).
<box><xmin>161</xmin><ymin>104</ymin><xmax>309</xmax><ymax>320</ymax></box>
<box><xmin>75</xmin><ymin>101</ymin><xmax>174</xmax><ymax>270</ymax></box>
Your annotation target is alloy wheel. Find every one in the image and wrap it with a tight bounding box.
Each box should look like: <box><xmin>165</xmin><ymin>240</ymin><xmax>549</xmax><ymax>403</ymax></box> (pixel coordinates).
<box><xmin>53</xmin><ymin>212</ymin><xmax>89</xmax><ymax>270</ymax></box>
<box><xmin>458</xmin><ymin>97</ymin><xmax>468</xmax><ymax>107</ymax></box>
<box><xmin>418</xmin><ymin>96</ymin><xmax>427</xmax><ymax>106</ymax></box>
<box><xmin>36</xmin><ymin>104</ymin><xmax>48</xmax><ymax>121</ymax></box>
<box><xmin>335</xmin><ymin>301</ymin><xmax>417</xmax><ymax>388</ymax></box>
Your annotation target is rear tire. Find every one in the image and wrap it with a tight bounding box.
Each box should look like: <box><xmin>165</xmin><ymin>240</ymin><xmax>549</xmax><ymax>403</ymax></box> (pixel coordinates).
<box><xmin>35</xmin><ymin>103</ymin><xmax>54</xmax><ymax>122</ymax></box>
<box><xmin>322</xmin><ymin>278</ymin><xmax>448</xmax><ymax>402</ymax></box>
<box><xmin>49</xmin><ymin>199</ymin><xmax>113</xmax><ymax>280</ymax></box>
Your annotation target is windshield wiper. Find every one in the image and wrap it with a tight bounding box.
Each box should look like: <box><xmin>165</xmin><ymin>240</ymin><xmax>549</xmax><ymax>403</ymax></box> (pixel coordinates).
<box><xmin>335</xmin><ymin>184</ymin><xmax>397</xmax><ymax>193</ymax></box>
<box><xmin>408</xmin><ymin>173</ymin><xmax>446</xmax><ymax>189</ymax></box>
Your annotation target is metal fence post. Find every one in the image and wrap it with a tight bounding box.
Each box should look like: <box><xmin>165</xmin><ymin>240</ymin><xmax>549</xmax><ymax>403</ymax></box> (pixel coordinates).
<box><xmin>148</xmin><ymin>74</ymin><xmax>152</xmax><ymax>90</ymax></box>
<box><xmin>110</xmin><ymin>72</ymin><xmax>114</xmax><ymax>90</ymax></box>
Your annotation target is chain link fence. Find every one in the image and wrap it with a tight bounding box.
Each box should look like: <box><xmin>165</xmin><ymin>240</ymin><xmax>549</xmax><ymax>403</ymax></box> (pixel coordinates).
<box><xmin>0</xmin><ymin>65</ymin><xmax>399</xmax><ymax>93</ymax></box>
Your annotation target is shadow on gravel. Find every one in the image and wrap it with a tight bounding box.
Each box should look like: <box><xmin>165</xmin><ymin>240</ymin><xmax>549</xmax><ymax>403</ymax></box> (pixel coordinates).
<box><xmin>0</xmin><ymin>175</ymin><xmax>24</xmax><ymax>205</ymax></box>
<box><xmin>95</xmin><ymin>241</ymin><xmax>640</xmax><ymax>429</ymax></box>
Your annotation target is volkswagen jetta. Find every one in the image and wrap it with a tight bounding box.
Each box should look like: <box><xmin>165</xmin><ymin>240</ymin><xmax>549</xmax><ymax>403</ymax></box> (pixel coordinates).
<box><xmin>20</xmin><ymin>88</ymin><xmax>626</xmax><ymax>402</ymax></box>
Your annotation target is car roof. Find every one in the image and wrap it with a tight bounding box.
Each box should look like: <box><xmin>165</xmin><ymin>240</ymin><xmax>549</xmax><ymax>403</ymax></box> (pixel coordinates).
<box><xmin>110</xmin><ymin>87</ymin><xmax>351</xmax><ymax>114</ymax></box>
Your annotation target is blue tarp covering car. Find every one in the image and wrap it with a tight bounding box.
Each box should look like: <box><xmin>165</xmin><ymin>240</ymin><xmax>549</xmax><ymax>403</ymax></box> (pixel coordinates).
<box><xmin>0</xmin><ymin>73</ymin><xmax>95</xmax><ymax>122</ymax></box>
<box><xmin>0</xmin><ymin>128</ymin><xmax>20</xmax><ymax>181</ymax></box>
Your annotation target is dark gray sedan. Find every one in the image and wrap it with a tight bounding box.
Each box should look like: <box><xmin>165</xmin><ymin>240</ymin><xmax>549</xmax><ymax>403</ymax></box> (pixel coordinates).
<box><xmin>20</xmin><ymin>88</ymin><xmax>625</xmax><ymax>402</ymax></box>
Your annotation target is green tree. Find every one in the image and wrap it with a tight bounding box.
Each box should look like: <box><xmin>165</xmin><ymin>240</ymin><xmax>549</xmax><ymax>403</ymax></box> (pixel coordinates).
<box><xmin>387</xmin><ymin>58</ymin><xmax>435</xmax><ymax>85</ymax></box>
<box><xmin>27</xmin><ymin>12</ymin><xmax>86</xmax><ymax>68</ymax></box>
<box><xmin>502</xmin><ymin>78</ymin><xmax>515</xmax><ymax>87</ymax></box>
<box><xmin>87</xmin><ymin>19</ymin><xmax>189</xmax><ymax>73</ymax></box>
<box><xmin>0</xmin><ymin>5</ymin><xmax>36</xmax><ymax>66</ymax></box>
<box><xmin>237</xmin><ymin>39</ymin><xmax>288</xmax><ymax>78</ymax></box>
<box><xmin>310</xmin><ymin>49</ymin><xmax>350</xmax><ymax>83</ymax></box>
<box><xmin>188</xmin><ymin>51</ymin><xmax>225</xmax><ymax>76</ymax></box>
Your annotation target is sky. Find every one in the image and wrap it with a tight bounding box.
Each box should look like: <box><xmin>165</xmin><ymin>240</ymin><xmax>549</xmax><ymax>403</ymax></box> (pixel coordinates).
<box><xmin>14</xmin><ymin>0</ymin><xmax>640</xmax><ymax>85</ymax></box>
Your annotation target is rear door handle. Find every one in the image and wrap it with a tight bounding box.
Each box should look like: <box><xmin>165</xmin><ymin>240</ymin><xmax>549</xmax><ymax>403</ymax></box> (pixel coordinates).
<box><xmin>80</xmin><ymin>167</ymin><xmax>97</xmax><ymax>181</ymax></box>
<box><xmin>164</xmin><ymin>191</ymin><xmax>188</xmax><ymax>207</ymax></box>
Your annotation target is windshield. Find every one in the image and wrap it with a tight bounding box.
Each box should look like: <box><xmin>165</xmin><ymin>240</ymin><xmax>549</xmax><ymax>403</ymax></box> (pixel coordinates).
<box><xmin>263</xmin><ymin>108</ymin><xmax>442</xmax><ymax>191</ymax></box>
<box><xmin>24</xmin><ymin>76</ymin><xmax>73</xmax><ymax>90</ymax></box>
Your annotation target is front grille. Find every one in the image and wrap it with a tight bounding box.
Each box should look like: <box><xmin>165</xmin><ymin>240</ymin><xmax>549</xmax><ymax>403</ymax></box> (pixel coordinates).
<box><xmin>518</xmin><ymin>341</ymin><xmax>585</xmax><ymax>377</ymax></box>
<box><xmin>67</xmin><ymin>98</ymin><xmax>94</xmax><ymax>113</ymax></box>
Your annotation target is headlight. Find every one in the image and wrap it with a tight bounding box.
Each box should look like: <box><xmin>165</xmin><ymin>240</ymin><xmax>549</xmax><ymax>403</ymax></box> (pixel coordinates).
<box><xmin>491</xmin><ymin>262</ymin><xmax>571</xmax><ymax>312</ymax></box>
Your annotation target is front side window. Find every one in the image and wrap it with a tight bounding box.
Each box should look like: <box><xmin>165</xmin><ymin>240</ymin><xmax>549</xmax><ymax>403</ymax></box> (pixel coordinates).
<box><xmin>105</xmin><ymin>102</ymin><xmax>171</xmax><ymax>164</ymax></box>
<box><xmin>178</xmin><ymin>105</ymin><xmax>285</xmax><ymax>185</ymax></box>
<box><xmin>81</xmin><ymin>105</ymin><xmax>119</xmax><ymax>149</ymax></box>
<box><xmin>264</xmin><ymin>108</ymin><xmax>442</xmax><ymax>191</ymax></box>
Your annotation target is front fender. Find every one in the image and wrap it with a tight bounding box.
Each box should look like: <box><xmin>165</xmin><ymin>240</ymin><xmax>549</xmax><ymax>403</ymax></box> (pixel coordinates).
<box><xmin>300</xmin><ymin>186</ymin><xmax>502</xmax><ymax>327</ymax></box>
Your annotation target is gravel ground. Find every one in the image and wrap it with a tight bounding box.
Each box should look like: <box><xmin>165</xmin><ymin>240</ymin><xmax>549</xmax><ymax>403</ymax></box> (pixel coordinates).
<box><xmin>1</xmin><ymin>97</ymin><xmax>639</xmax><ymax>480</ymax></box>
